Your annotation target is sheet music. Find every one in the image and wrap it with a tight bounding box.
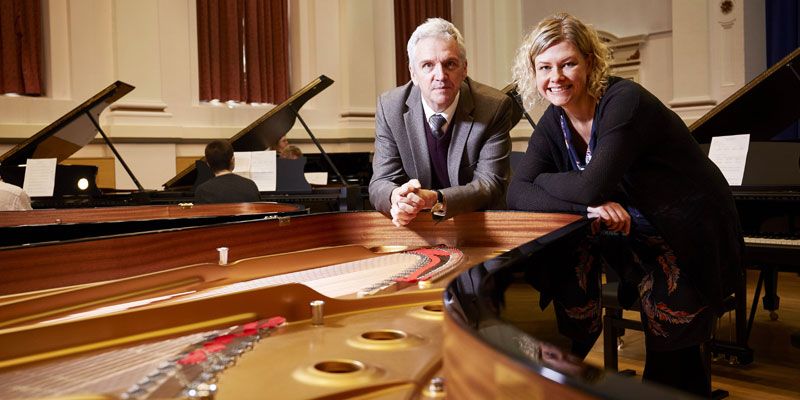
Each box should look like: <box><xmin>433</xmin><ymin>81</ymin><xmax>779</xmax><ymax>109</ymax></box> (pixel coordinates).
<box><xmin>232</xmin><ymin>152</ymin><xmax>252</xmax><ymax>179</ymax></box>
<box><xmin>304</xmin><ymin>172</ymin><xmax>328</xmax><ymax>185</ymax></box>
<box><xmin>234</xmin><ymin>150</ymin><xmax>276</xmax><ymax>191</ymax></box>
<box><xmin>22</xmin><ymin>158</ymin><xmax>57</xmax><ymax>197</ymax></box>
<box><xmin>708</xmin><ymin>134</ymin><xmax>750</xmax><ymax>186</ymax></box>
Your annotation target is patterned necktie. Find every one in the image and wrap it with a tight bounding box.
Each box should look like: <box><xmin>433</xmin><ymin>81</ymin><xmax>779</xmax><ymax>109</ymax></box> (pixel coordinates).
<box><xmin>429</xmin><ymin>113</ymin><xmax>446</xmax><ymax>140</ymax></box>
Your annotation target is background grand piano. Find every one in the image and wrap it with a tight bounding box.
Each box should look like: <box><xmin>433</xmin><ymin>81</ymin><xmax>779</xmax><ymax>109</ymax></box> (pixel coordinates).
<box><xmin>0</xmin><ymin>76</ymin><xmax>371</xmax><ymax>214</ymax></box>
<box><xmin>691</xmin><ymin>47</ymin><xmax>799</xmax><ymax>340</ymax></box>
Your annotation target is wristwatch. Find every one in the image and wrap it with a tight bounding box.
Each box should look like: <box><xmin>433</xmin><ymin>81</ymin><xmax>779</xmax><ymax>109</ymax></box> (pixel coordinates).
<box><xmin>431</xmin><ymin>190</ymin><xmax>445</xmax><ymax>215</ymax></box>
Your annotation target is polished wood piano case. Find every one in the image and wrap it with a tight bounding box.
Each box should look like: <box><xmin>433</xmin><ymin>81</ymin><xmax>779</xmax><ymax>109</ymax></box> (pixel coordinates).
<box><xmin>0</xmin><ymin>211</ymin><xmax>698</xmax><ymax>399</ymax></box>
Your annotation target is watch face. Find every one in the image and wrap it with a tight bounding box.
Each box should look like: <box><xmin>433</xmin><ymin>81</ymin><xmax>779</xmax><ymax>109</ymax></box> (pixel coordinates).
<box><xmin>431</xmin><ymin>202</ymin><xmax>445</xmax><ymax>214</ymax></box>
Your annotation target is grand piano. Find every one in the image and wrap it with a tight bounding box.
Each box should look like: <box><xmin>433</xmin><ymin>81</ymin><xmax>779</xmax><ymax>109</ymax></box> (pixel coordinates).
<box><xmin>0</xmin><ymin>76</ymin><xmax>365</xmax><ymax>213</ymax></box>
<box><xmin>0</xmin><ymin>81</ymin><xmax>139</xmax><ymax>203</ymax></box>
<box><xmin>0</xmin><ymin>211</ymin><xmax>699</xmax><ymax>399</ymax></box>
<box><xmin>0</xmin><ymin>202</ymin><xmax>305</xmax><ymax>248</ymax></box>
<box><xmin>161</xmin><ymin>74</ymin><xmax>364</xmax><ymax>213</ymax></box>
<box><xmin>690</xmin><ymin>47</ymin><xmax>800</xmax><ymax>349</ymax></box>
<box><xmin>0</xmin><ymin>76</ymin><xmax>374</xmax><ymax>245</ymax></box>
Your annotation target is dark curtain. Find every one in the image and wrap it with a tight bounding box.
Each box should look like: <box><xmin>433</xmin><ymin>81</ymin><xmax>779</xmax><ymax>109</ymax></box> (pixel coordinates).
<box><xmin>393</xmin><ymin>0</ymin><xmax>451</xmax><ymax>86</ymax></box>
<box><xmin>766</xmin><ymin>0</ymin><xmax>800</xmax><ymax>139</ymax></box>
<box><xmin>0</xmin><ymin>0</ymin><xmax>43</xmax><ymax>96</ymax></box>
<box><xmin>197</xmin><ymin>0</ymin><xmax>289</xmax><ymax>104</ymax></box>
<box><xmin>243</xmin><ymin>0</ymin><xmax>289</xmax><ymax>104</ymax></box>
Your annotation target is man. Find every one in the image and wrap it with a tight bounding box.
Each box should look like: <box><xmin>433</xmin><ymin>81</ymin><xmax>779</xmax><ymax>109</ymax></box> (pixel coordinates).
<box><xmin>369</xmin><ymin>18</ymin><xmax>519</xmax><ymax>227</ymax></box>
<box><xmin>0</xmin><ymin>175</ymin><xmax>32</xmax><ymax>211</ymax></box>
<box><xmin>194</xmin><ymin>140</ymin><xmax>261</xmax><ymax>204</ymax></box>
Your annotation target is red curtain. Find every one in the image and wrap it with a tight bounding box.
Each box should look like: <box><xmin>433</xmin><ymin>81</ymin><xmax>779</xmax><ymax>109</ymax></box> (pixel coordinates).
<box><xmin>393</xmin><ymin>0</ymin><xmax>451</xmax><ymax>86</ymax></box>
<box><xmin>197</xmin><ymin>0</ymin><xmax>289</xmax><ymax>104</ymax></box>
<box><xmin>0</xmin><ymin>0</ymin><xmax>43</xmax><ymax>96</ymax></box>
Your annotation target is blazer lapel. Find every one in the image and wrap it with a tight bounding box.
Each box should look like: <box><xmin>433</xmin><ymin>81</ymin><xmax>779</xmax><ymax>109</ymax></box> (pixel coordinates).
<box><xmin>448</xmin><ymin>79</ymin><xmax>475</xmax><ymax>186</ymax></box>
<box><xmin>404</xmin><ymin>85</ymin><xmax>432</xmax><ymax>187</ymax></box>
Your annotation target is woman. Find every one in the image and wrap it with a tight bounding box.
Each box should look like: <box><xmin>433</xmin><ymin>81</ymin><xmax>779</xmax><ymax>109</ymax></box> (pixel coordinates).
<box><xmin>507</xmin><ymin>13</ymin><xmax>744</xmax><ymax>397</ymax></box>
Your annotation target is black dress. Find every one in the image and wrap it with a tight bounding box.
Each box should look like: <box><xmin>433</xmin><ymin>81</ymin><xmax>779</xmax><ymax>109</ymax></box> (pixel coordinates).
<box><xmin>507</xmin><ymin>77</ymin><xmax>744</xmax><ymax>352</ymax></box>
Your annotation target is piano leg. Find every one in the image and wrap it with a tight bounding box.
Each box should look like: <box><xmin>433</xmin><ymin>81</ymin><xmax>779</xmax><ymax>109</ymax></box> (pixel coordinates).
<box><xmin>762</xmin><ymin>266</ymin><xmax>780</xmax><ymax>321</ymax></box>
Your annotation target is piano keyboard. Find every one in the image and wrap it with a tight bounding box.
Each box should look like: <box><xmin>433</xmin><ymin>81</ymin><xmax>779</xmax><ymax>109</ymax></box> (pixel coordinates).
<box><xmin>744</xmin><ymin>236</ymin><xmax>800</xmax><ymax>248</ymax></box>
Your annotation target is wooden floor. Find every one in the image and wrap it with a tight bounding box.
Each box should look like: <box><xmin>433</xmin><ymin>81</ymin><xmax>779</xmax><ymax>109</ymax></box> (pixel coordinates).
<box><xmin>584</xmin><ymin>270</ymin><xmax>800</xmax><ymax>399</ymax></box>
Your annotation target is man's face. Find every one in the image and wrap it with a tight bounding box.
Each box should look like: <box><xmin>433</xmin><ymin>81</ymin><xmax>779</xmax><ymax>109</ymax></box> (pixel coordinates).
<box><xmin>277</xmin><ymin>135</ymin><xmax>289</xmax><ymax>151</ymax></box>
<box><xmin>410</xmin><ymin>37</ymin><xmax>467</xmax><ymax>112</ymax></box>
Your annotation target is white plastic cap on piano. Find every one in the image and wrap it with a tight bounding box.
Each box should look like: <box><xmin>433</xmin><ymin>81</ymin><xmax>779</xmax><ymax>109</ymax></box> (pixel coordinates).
<box><xmin>217</xmin><ymin>247</ymin><xmax>229</xmax><ymax>266</ymax></box>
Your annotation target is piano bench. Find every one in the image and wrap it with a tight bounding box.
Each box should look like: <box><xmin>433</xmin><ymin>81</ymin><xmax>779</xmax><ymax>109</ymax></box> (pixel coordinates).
<box><xmin>601</xmin><ymin>280</ymin><xmax>643</xmax><ymax>372</ymax></box>
<box><xmin>601</xmin><ymin>281</ymin><xmax>736</xmax><ymax>399</ymax></box>
<box><xmin>602</xmin><ymin>268</ymin><xmax>753</xmax><ymax>368</ymax></box>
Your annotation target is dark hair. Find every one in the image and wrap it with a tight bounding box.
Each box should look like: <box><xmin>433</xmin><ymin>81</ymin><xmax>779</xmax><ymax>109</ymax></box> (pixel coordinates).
<box><xmin>205</xmin><ymin>140</ymin><xmax>234</xmax><ymax>173</ymax></box>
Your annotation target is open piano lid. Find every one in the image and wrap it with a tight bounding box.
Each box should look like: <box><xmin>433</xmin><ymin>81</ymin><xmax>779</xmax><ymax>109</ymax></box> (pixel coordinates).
<box><xmin>690</xmin><ymin>47</ymin><xmax>800</xmax><ymax>143</ymax></box>
<box><xmin>0</xmin><ymin>81</ymin><xmax>134</xmax><ymax>166</ymax></box>
<box><xmin>164</xmin><ymin>75</ymin><xmax>334</xmax><ymax>190</ymax></box>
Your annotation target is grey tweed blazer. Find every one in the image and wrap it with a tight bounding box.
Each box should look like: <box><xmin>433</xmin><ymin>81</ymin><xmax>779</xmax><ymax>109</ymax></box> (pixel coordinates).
<box><xmin>369</xmin><ymin>77</ymin><xmax>518</xmax><ymax>219</ymax></box>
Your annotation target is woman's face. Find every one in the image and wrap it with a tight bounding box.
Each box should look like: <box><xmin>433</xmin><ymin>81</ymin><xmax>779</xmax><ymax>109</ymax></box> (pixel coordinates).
<box><xmin>533</xmin><ymin>41</ymin><xmax>592</xmax><ymax>112</ymax></box>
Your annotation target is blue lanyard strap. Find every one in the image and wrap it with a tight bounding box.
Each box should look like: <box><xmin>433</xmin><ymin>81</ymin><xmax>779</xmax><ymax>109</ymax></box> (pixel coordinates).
<box><xmin>558</xmin><ymin>108</ymin><xmax>598</xmax><ymax>171</ymax></box>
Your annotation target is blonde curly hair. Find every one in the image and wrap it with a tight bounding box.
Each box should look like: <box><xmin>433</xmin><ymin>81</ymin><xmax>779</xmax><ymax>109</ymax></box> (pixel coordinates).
<box><xmin>512</xmin><ymin>13</ymin><xmax>610</xmax><ymax>111</ymax></box>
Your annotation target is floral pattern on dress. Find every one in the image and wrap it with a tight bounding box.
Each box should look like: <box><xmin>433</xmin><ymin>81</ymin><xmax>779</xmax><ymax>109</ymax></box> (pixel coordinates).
<box><xmin>563</xmin><ymin>299</ymin><xmax>602</xmax><ymax>333</ymax></box>
<box><xmin>639</xmin><ymin>268</ymin><xmax>707</xmax><ymax>338</ymax></box>
<box><xmin>649</xmin><ymin>236</ymin><xmax>680</xmax><ymax>295</ymax></box>
<box><xmin>575</xmin><ymin>241</ymin><xmax>594</xmax><ymax>292</ymax></box>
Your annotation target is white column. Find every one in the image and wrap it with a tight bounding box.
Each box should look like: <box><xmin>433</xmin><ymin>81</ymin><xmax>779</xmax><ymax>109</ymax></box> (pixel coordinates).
<box><xmin>66</xmin><ymin>0</ymin><xmax>115</xmax><ymax>99</ymax></box>
<box><xmin>338</xmin><ymin>0</ymin><xmax>378</xmax><ymax>119</ymax></box>
<box><xmin>110</xmin><ymin>0</ymin><xmax>168</xmax><ymax>115</ymax></box>
<box><xmin>460</xmin><ymin>0</ymin><xmax>521</xmax><ymax>88</ymax></box>
<box><xmin>669</xmin><ymin>0</ymin><xmax>716</xmax><ymax>108</ymax></box>
<box><xmin>372</xmin><ymin>1</ymin><xmax>396</xmax><ymax>97</ymax></box>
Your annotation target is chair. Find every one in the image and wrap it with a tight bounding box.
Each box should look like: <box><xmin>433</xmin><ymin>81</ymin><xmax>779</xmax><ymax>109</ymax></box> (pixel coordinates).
<box><xmin>601</xmin><ymin>268</ymin><xmax>751</xmax><ymax>400</ymax></box>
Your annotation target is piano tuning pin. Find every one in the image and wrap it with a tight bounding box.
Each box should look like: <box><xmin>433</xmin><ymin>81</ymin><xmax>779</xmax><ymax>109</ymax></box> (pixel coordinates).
<box><xmin>422</xmin><ymin>376</ymin><xmax>446</xmax><ymax>398</ymax></box>
<box><xmin>310</xmin><ymin>300</ymin><xmax>325</xmax><ymax>326</ymax></box>
<box><xmin>123</xmin><ymin>384</ymin><xmax>148</xmax><ymax>399</ymax></box>
<box><xmin>198</xmin><ymin>371</ymin><xmax>216</xmax><ymax>383</ymax></box>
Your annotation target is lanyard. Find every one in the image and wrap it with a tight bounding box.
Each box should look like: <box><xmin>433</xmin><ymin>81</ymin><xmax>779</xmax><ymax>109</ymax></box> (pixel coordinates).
<box><xmin>558</xmin><ymin>108</ymin><xmax>598</xmax><ymax>171</ymax></box>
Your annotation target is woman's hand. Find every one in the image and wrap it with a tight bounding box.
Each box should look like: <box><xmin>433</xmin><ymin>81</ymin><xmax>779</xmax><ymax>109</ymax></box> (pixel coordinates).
<box><xmin>587</xmin><ymin>202</ymin><xmax>631</xmax><ymax>235</ymax></box>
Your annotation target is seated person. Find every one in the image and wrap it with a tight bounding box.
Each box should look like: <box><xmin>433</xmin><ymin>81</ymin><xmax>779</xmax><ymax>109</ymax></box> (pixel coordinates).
<box><xmin>272</xmin><ymin>135</ymin><xmax>303</xmax><ymax>159</ymax></box>
<box><xmin>0</xmin><ymin>175</ymin><xmax>32</xmax><ymax>211</ymax></box>
<box><xmin>194</xmin><ymin>140</ymin><xmax>261</xmax><ymax>204</ymax></box>
<box><xmin>369</xmin><ymin>18</ymin><xmax>519</xmax><ymax>227</ymax></box>
<box><xmin>280</xmin><ymin>145</ymin><xmax>303</xmax><ymax>160</ymax></box>
<box><xmin>270</xmin><ymin>135</ymin><xmax>289</xmax><ymax>153</ymax></box>
<box><xmin>507</xmin><ymin>13</ymin><xmax>744</xmax><ymax>397</ymax></box>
